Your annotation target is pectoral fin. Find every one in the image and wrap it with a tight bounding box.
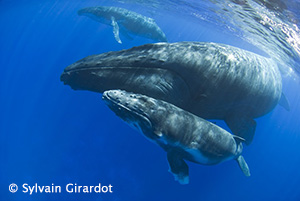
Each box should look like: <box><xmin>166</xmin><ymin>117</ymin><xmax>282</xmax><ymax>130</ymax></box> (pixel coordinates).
<box><xmin>236</xmin><ymin>155</ymin><xmax>251</xmax><ymax>177</ymax></box>
<box><xmin>225</xmin><ymin>115</ymin><xmax>256</xmax><ymax>145</ymax></box>
<box><xmin>279</xmin><ymin>92</ymin><xmax>290</xmax><ymax>111</ymax></box>
<box><xmin>167</xmin><ymin>152</ymin><xmax>189</xmax><ymax>184</ymax></box>
<box><xmin>111</xmin><ymin>16</ymin><xmax>122</xmax><ymax>44</ymax></box>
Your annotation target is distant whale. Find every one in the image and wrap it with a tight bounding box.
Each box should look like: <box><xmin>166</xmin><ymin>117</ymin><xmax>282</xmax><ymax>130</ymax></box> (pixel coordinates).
<box><xmin>102</xmin><ymin>90</ymin><xmax>250</xmax><ymax>184</ymax></box>
<box><xmin>78</xmin><ymin>6</ymin><xmax>167</xmax><ymax>44</ymax></box>
<box><xmin>61</xmin><ymin>42</ymin><xmax>288</xmax><ymax>145</ymax></box>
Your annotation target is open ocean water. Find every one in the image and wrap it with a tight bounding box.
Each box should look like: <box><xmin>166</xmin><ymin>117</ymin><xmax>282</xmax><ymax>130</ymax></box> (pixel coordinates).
<box><xmin>1</xmin><ymin>0</ymin><xmax>300</xmax><ymax>200</ymax></box>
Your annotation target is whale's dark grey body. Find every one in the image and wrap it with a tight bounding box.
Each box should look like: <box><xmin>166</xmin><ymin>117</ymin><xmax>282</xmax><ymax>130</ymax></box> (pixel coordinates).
<box><xmin>61</xmin><ymin>42</ymin><xmax>283</xmax><ymax>144</ymax></box>
<box><xmin>78</xmin><ymin>6</ymin><xmax>167</xmax><ymax>44</ymax></box>
<box><xmin>102</xmin><ymin>90</ymin><xmax>250</xmax><ymax>184</ymax></box>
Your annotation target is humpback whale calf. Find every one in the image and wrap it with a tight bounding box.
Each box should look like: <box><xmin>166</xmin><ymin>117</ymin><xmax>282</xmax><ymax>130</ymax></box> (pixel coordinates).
<box><xmin>61</xmin><ymin>42</ymin><xmax>288</xmax><ymax>145</ymax></box>
<box><xmin>78</xmin><ymin>6</ymin><xmax>167</xmax><ymax>44</ymax></box>
<box><xmin>102</xmin><ymin>90</ymin><xmax>250</xmax><ymax>184</ymax></box>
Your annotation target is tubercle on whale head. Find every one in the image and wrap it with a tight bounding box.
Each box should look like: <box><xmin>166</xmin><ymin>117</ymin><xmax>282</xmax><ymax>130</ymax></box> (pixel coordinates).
<box><xmin>102</xmin><ymin>90</ymin><xmax>157</xmax><ymax>117</ymax></box>
<box><xmin>102</xmin><ymin>90</ymin><xmax>160</xmax><ymax>140</ymax></box>
<box><xmin>60</xmin><ymin>52</ymin><xmax>191</xmax><ymax>107</ymax></box>
<box><xmin>59</xmin><ymin>54</ymin><xmax>119</xmax><ymax>92</ymax></box>
<box><xmin>60</xmin><ymin>68</ymin><xmax>102</xmax><ymax>92</ymax></box>
<box><xmin>60</xmin><ymin>71</ymin><xmax>72</xmax><ymax>87</ymax></box>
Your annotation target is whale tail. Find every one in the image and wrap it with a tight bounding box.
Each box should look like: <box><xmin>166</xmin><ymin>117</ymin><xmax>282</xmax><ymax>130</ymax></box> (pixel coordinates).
<box><xmin>226</xmin><ymin>115</ymin><xmax>256</xmax><ymax>145</ymax></box>
<box><xmin>167</xmin><ymin>152</ymin><xmax>189</xmax><ymax>185</ymax></box>
<box><xmin>236</xmin><ymin>155</ymin><xmax>251</xmax><ymax>177</ymax></box>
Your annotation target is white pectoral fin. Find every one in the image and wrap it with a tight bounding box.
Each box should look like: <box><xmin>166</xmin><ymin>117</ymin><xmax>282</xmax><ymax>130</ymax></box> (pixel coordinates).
<box><xmin>236</xmin><ymin>155</ymin><xmax>251</xmax><ymax>177</ymax></box>
<box><xmin>167</xmin><ymin>152</ymin><xmax>189</xmax><ymax>184</ymax></box>
<box><xmin>111</xmin><ymin>16</ymin><xmax>122</xmax><ymax>44</ymax></box>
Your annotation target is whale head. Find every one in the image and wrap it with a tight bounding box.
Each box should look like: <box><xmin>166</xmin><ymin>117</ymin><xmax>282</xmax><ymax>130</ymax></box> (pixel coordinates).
<box><xmin>60</xmin><ymin>46</ymin><xmax>190</xmax><ymax>107</ymax></box>
<box><xmin>102</xmin><ymin>90</ymin><xmax>160</xmax><ymax>140</ymax></box>
<box><xmin>147</xmin><ymin>28</ymin><xmax>168</xmax><ymax>42</ymax></box>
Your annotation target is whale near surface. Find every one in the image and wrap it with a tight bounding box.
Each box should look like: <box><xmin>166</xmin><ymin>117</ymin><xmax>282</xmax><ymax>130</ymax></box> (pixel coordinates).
<box><xmin>61</xmin><ymin>42</ymin><xmax>285</xmax><ymax>145</ymax></box>
<box><xmin>102</xmin><ymin>90</ymin><xmax>250</xmax><ymax>184</ymax></box>
<box><xmin>78</xmin><ymin>6</ymin><xmax>167</xmax><ymax>44</ymax></box>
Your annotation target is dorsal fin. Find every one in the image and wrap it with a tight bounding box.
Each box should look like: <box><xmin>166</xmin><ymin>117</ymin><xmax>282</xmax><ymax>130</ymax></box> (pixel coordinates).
<box><xmin>279</xmin><ymin>92</ymin><xmax>290</xmax><ymax>111</ymax></box>
<box><xmin>233</xmin><ymin>135</ymin><xmax>246</xmax><ymax>143</ymax></box>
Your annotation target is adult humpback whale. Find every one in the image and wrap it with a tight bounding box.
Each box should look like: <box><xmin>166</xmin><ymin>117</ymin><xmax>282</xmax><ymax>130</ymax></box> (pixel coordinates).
<box><xmin>61</xmin><ymin>42</ymin><xmax>286</xmax><ymax>145</ymax></box>
<box><xmin>102</xmin><ymin>90</ymin><xmax>250</xmax><ymax>184</ymax></box>
<box><xmin>78</xmin><ymin>6</ymin><xmax>167</xmax><ymax>44</ymax></box>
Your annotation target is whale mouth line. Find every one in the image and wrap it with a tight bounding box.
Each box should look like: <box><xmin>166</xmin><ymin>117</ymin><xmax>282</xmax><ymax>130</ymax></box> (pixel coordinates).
<box><xmin>63</xmin><ymin>66</ymin><xmax>120</xmax><ymax>73</ymax></box>
<box><xmin>61</xmin><ymin>66</ymin><xmax>192</xmax><ymax>95</ymax></box>
<box><xmin>60</xmin><ymin>66</ymin><xmax>140</xmax><ymax>84</ymax></box>
<box><xmin>61</xmin><ymin>65</ymin><xmax>186</xmax><ymax>81</ymax></box>
<box><xmin>63</xmin><ymin>65</ymin><xmax>175</xmax><ymax>73</ymax></box>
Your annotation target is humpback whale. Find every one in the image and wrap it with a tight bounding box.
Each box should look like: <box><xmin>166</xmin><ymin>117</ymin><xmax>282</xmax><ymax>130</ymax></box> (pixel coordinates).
<box><xmin>78</xmin><ymin>6</ymin><xmax>167</xmax><ymax>44</ymax></box>
<box><xmin>102</xmin><ymin>90</ymin><xmax>250</xmax><ymax>184</ymax></box>
<box><xmin>61</xmin><ymin>42</ymin><xmax>286</xmax><ymax>145</ymax></box>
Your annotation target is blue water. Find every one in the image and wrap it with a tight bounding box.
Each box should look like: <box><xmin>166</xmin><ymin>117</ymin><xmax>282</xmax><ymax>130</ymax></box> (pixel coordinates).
<box><xmin>1</xmin><ymin>0</ymin><xmax>300</xmax><ymax>200</ymax></box>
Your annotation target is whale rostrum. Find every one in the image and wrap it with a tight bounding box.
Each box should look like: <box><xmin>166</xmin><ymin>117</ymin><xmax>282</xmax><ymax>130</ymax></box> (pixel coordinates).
<box><xmin>102</xmin><ymin>90</ymin><xmax>251</xmax><ymax>184</ymax></box>
<box><xmin>61</xmin><ymin>42</ymin><xmax>285</xmax><ymax>145</ymax></box>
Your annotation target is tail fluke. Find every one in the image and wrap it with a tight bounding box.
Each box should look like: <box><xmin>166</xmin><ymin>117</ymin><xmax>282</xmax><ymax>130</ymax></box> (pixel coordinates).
<box><xmin>225</xmin><ymin>115</ymin><xmax>256</xmax><ymax>145</ymax></box>
<box><xmin>167</xmin><ymin>152</ymin><xmax>189</xmax><ymax>184</ymax></box>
